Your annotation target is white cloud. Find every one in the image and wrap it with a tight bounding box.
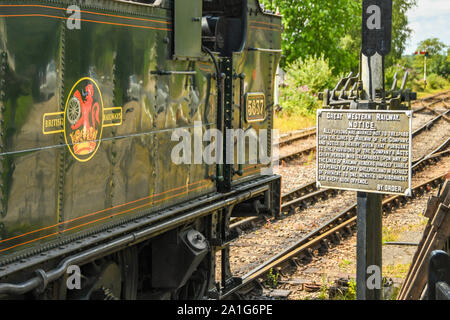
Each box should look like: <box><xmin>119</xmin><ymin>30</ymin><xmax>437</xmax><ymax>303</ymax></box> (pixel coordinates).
<box><xmin>405</xmin><ymin>0</ymin><xmax>450</xmax><ymax>54</ymax></box>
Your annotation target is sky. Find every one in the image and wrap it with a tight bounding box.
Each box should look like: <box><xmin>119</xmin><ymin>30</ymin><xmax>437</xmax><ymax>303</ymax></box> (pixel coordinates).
<box><xmin>405</xmin><ymin>0</ymin><xmax>450</xmax><ymax>54</ymax></box>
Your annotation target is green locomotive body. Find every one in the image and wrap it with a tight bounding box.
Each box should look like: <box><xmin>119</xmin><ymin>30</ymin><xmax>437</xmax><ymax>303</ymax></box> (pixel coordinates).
<box><xmin>0</xmin><ymin>0</ymin><xmax>281</xmax><ymax>299</ymax></box>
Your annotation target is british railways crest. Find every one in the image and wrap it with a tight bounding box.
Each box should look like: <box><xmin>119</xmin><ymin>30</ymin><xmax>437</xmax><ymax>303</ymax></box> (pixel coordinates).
<box><xmin>43</xmin><ymin>77</ymin><xmax>123</xmax><ymax>162</ymax></box>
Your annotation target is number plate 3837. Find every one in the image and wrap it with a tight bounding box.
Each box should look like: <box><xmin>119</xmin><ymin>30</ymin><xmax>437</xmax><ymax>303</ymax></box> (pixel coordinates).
<box><xmin>245</xmin><ymin>93</ymin><xmax>266</xmax><ymax>122</ymax></box>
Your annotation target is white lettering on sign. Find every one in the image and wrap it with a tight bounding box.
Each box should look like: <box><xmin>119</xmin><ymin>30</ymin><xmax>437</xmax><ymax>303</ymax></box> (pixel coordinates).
<box><xmin>366</xmin><ymin>5</ymin><xmax>381</xmax><ymax>30</ymax></box>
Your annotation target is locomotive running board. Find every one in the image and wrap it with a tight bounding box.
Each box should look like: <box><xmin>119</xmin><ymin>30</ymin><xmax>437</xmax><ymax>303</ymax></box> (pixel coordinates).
<box><xmin>0</xmin><ymin>175</ymin><xmax>280</xmax><ymax>295</ymax></box>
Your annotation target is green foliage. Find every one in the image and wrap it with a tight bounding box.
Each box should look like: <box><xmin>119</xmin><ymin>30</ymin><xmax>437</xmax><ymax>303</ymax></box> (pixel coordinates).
<box><xmin>278</xmin><ymin>55</ymin><xmax>334</xmax><ymax>117</ymax></box>
<box><xmin>318</xmin><ymin>284</ymin><xmax>329</xmax><ymax>300</ymax></box>
<box><xmin>260</xmin><ymin>0</ymin><xmax>361</xmax><ymax>74</ymax></box>
<box><xmin>385</xmin><ymin>0</ymin><xmax>418</xmax><ymax>66</ymax></box>
<box><xmin>332</xmin><ymin>280</ymin><xmax>357</xmax><ymax>300</ymax></box>
<box><xmin>279</xmin><ymin>88</ymin><xmax>317</xmax><ymax>117</ymax></box>
<box><xmin>426</xmin><ymin>74</ymin><xmax>449</xmax><ymax>90</ymax></box>
<box><xmin>385</xmin><ymin>64</ymin><xmax>410</xmax><ymax>90</ymax></box>
<box><xmin>261</xmin><ymin>0</ymin><xmax>418</xmax><ymax>74</ymax></box>
<box><xmin>417</xmin><ymin>38</ymin><xmax>448</xmax><ymax>56</ymax></box>
<box><xmin>265</xmin><ymin>268</ymin><xmax>280</xmax><ymax>289</ymax></box>
<box><xmin>412</xmin><ymin>38</ymin><xmax>450</xmax><ymax>79</ymax></box>
<box><xmin>429</xmin><ymin>54</ymin><xmax>450</xmax><ymax>78</ymax></box>
<box><xmin>384</xmin><ymin>37</ymin><xmax>450</xmax><ymax>96</ymax></box>
<box><xmin>285</xmin><ymin>55</ymin><xmax>335</xmax><ymax>94</ymax></box>
<box><xmin>346</xmin><ymin>280</ymin><xmax>357</xmax><ymax>300</ymax></box>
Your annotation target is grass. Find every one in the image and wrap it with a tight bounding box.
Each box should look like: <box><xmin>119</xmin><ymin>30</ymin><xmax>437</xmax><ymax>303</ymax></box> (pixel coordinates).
<box><xmin>274</xmin><ymin>85</ymin><xmax>450</xmax><ymax>134</ymax></box>
<box><xmin>304</xmin><ymin>151</ymin><xmax>315</xmax><ymax>166</ymax></box>
<box><xmin>274</xmin><ymin>114</ymin><xmax>315</xmax><ymax>133</ymax></box>
<box><xmin>382</xmin><ymin>226</ymin><xmax>400</xmax><ymax>244</ymax></box>
<box><xmin>382</xmin><ymin>214</ymin><xmax>428</xmax><ymax>245</ymax></box>
<box><xmin>384</xmin><ymin>263</ymin><xmax>411</xmax><ymax>279</ymax></box>
<box><xmin>332</xmin><ymin>280</ymin><xmax>357</xmax><ymax>300</ymax></box>
<box><xmin>339</xmin><ymin>259</ymin><xmax>352</xmax><ymax>269</ymax></box>
<box><xmin>415</xmin><ymin>84</ymin><xmax>450</xmax><ymax>99</ymax></box>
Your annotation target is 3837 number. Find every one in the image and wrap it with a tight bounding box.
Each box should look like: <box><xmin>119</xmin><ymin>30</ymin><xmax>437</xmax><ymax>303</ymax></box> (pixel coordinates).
<box><xmin>246</xmin><ymin>93</ymin><xmax>266</xmax><ymax>122</ymax></box>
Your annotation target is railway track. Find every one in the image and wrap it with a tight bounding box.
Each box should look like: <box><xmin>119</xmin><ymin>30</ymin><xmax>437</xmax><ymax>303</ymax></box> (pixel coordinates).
<box><xmin>223</xmin><ymin>167</ymin><xmax>448</xmax><ymax>299</ymax></box>
<box><xmin>225</xmin><ymin>93</ymin><xmax>450</xmax><ymax>296</ymax></box>
<box><xmin>277</xmin><ymin>128</ymin><xmax>316</xmax><ymax>148</ymax></box>
<box><xmin>277</xmin><ymin>90</ymin><xmax>449</xmax><ymax>164</ymax></box>
<box><xmin>419</xmin><ymin>89</ymin><xmax>450</xmax><ymax>101</ymax></box>
<box><xmin>412</xmin><ymin>90</ymin><xmax>450</xmax><ymax>113</ymax></box>
<box><xmin>231</xmin><ymin>138</ymin><xmax>450</xmax><ymax>233</ymax></box>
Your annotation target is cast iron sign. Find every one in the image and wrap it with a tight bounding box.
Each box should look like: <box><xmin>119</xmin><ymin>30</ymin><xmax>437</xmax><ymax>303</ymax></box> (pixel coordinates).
<box><xmin>362</xmin><ymin>0</ymin><xmax>392</xmax><ymax>56</ymax></box>
<box><xmin>316</xmin><ymin>109</ymin><xmax>412</xmax><ymax>196</ymax></box>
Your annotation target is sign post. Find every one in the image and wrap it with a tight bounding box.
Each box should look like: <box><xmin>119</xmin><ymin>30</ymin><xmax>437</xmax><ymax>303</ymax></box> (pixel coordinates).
<box><xmin>358</xmin><ymin>0</ymin><xmax>392</xmax><ymax>300</ymax></box>
<box><xmin>318</xmin><ymin>0</ymin><xmax>416</xmax><ymax>300</ymax></box>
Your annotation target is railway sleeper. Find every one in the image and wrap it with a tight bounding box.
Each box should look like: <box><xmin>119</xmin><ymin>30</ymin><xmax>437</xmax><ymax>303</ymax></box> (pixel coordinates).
<box><xmin>318</xmin><ymin>241</ymin><xmax>329</xmax><ymax>255</ymax></box>
<box><xmin>332</xmin><ymin>232</ymin><xmax>342</xmax><ymax>244</ymax></box>
<box><xmin>290</xmin><ymin>257</ymin><xmax>303</xmax><ymax>268</ymax></box>
<box><xmin>343</xmin><ymin>225</ymin><xmax>354</xmax><ymax>236</ymax></box>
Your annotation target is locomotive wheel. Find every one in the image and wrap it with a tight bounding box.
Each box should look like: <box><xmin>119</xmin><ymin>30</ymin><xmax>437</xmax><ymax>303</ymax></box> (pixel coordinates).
<box><xmin>61</xmin><ymin>246</ymin><xmax>138</xmax><ymax>300</ymax></box>
<box><xmin>173</xmin><ymin>268</ymin><xmax>209</xmax><ymax>300</ymax></box>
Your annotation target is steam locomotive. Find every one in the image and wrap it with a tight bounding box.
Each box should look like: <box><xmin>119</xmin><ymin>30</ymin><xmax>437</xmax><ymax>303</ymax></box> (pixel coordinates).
<box><xmin>0</xmin><ymin>0</ymin><xmax>282</xmax><ymax>299</ymax></box>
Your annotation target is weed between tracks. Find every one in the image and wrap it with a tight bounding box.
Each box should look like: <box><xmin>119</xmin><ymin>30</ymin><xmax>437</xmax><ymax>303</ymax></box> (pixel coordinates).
<box><xmin>315</xmin><ymin>277</ymin><xmax>356</xmax><ymax>300</ymax></box>
<box><xmin>265</xmin><ymin>268</ymin><xmax>280</xmax><ymax>289</ymax></box>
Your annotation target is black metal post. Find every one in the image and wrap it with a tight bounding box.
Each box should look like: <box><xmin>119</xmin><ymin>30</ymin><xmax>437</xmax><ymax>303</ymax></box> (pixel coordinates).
<box><xmin>356</xmin><ymin>192</ymin><xmax>383</xmax><ymax>300</ymax></box>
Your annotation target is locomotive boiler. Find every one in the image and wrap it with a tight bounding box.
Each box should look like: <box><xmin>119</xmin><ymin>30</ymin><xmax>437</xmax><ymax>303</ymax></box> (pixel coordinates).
<box><xmin>0</xmin><ymin>0</ymin><xmax>281</xmax><ymax>299</ymax></box>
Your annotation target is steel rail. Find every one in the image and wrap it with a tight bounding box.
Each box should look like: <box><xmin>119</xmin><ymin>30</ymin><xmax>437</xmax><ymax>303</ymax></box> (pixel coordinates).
<box><xmin>418</xmin><ymin>90</ymin><xmax>450</xmax><ymax>103</ymax></box>
<box><xmin>412</xmin><ymin>94</ymin><xmax>450</xmax><ymax>113</ymax></box>
<box><xmin>277</xmin><ymin>127</ymin><xmax>317</xmax><ymax>148</ymax></box>
<box><xmin>222</xmin><ymin>172</ymin><xmax>447</xmax><ymax>299</ymax></box>
<box><xmin>276</xmin><ymin>90</ymin><xmax>449</xmax><ymax>159</ymax></box>
<box><xmin>412</xmin><ymin>109</ymin><xmax>450</xmax><ymax>138</ymax></box>
<box><xmin>231</xmin><ymin>139</ymin><xmax>449</xmax><ymax>233</ymax></box>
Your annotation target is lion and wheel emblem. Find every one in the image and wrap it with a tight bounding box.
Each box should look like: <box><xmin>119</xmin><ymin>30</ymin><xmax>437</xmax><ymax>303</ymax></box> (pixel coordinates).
<box><xmin>64</xmin><ymin>78</ymin><xmax>104</xmax><ymax>162</ymax></box>
<box><xmin>43</xmin><ymin>77</ymin><xmax>122</xmax><ymax>162</ymax></box>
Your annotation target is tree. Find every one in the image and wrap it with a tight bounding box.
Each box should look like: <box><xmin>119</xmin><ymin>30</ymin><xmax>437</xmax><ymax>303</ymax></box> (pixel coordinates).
<box><xmin>261</xmin><ymin>0</ymin><xmax>361</xmax><ymax>74</ymax></box>
<box><xmin>416</xmin><ymin>38</ymin><xmax>448</xmax><ymax>56</ymax></box>
<box><xmin>414</xmin><ymin>38</ymin><xmax>449</xmax><ymax>78</ymax></box>
<box><xmin>261</xmin><ymin>0</ymin><xmax>417</xmax><ymax>74</ymax></box>
<box><xmin>386</xmin><ymin>0</ymin><xmax>417</xmax><ymax>66</ymax></box>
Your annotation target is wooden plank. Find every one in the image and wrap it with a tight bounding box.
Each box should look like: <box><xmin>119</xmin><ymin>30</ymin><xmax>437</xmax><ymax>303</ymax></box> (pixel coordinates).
<box><xmin>424</xmin><ymin>196</ymin><xmax>439</xmax><ymax>219</ymax></box>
